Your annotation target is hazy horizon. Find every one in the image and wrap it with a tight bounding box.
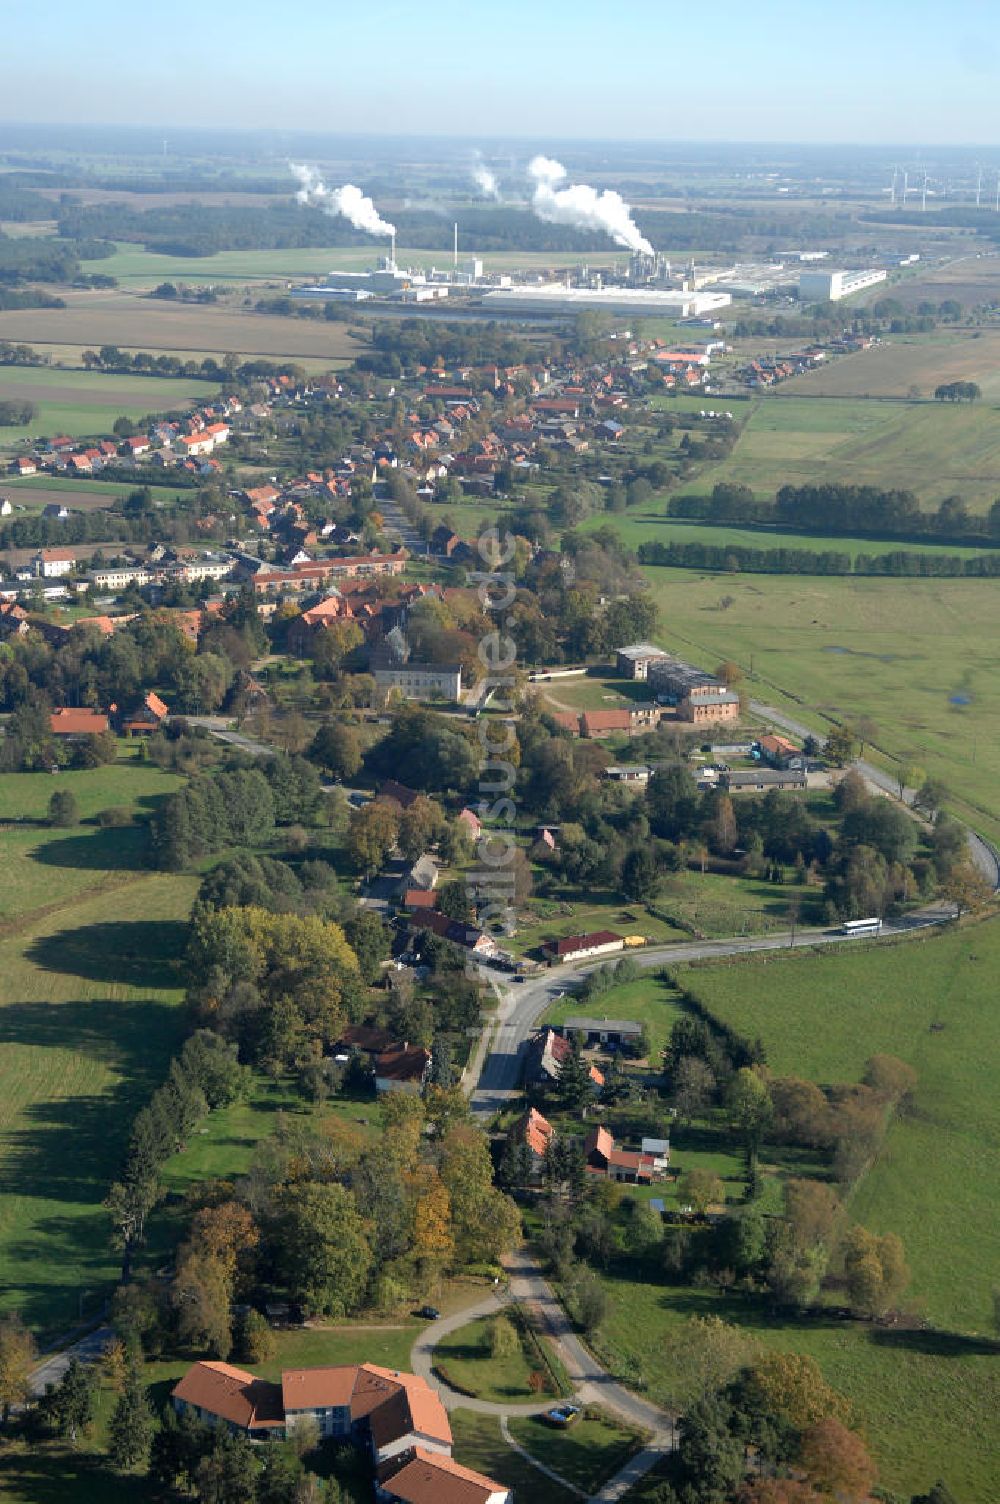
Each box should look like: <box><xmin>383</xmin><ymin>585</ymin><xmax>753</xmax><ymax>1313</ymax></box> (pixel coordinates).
<box><xmin>4</xmin><ymin>0</ymin><xmax>1000</xmax><ymax>147</ymax></box>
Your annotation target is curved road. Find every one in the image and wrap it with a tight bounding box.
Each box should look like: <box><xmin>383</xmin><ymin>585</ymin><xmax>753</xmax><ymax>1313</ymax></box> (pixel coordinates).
<box><xmin>469</xmin><ymin>903</ymin><xmax>954</xmax><ymax>1120</ymax></box>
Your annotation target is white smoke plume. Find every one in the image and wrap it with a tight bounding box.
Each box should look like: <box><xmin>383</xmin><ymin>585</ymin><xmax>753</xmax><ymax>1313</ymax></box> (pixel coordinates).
<box><xmin>290</xmin><ymin>163</ymin><xmax>396</xmax><ymax>239</ymax></box>
<box><xmin>471</xmin><ymin>154</ymin><xmax>500</xmax><ymax>200</ymax></box>
<box><xmin>527</xmin><ymin>155</ymin><xmax>653</xmax><ymax>256</ymax></box>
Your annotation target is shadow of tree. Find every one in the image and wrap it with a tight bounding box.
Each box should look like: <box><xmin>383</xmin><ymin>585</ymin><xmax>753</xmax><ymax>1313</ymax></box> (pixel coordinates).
<box><xmin>868</xmin><ymin>1325</ymin><xmax>1000</xmax><ymax>1358</ymax></box>
<box><xmin>30</xmin><ymin>825</ymin><xmax>149</xmax><ymax>873</ymax></box>
<box><xmin>25</xmin><ymin>920</ymin><xmax>189</xmax><ymax>989</ymax></box>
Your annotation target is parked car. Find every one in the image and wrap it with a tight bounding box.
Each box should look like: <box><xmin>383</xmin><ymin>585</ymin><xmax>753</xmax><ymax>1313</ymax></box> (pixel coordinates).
<box><xmin>545</xmin><ymin>1405</ymin><xmax>581</xmax><ymax>1429</ymax></box>
<box><xmin>417</xmin><ymin>1305</ymin><xmax>440</xmax><ymax>1321</ymax></box>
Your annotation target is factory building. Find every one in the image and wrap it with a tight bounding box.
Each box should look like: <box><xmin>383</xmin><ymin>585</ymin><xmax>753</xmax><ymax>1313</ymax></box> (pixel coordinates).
<box><xmin>480</xmin><ymin>286</ymin><xmax>732</xmax><ymax>318</ymax></box>
<box><xmin>798</xmin><ymin>268</ymin><xmax>887</xmax><ymax>303</ymax></box>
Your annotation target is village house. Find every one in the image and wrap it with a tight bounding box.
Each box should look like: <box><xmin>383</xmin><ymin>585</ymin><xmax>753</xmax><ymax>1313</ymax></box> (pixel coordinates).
<box><xmin>525</xmin><ymin>1029</ymin><xmax>605</xmax><ymax>1091</ymax></box>
<box><xmin>723</xmin><ymin>768</ymin><xmax>807</xmax><ymax>793</ymax></box>
<box><xmin>374</xmin><ymin>1044</ymin><xmax>431</xmax><ymax>1096</ymax></box>
<box><xmin>407</xmin><ymin>907</ymin><xmax>502</xmax><ymax>962</ymax></box>
<box><xmin>509</xmin><ymin>1106</ymin><xmax>555</xmax><ymax>1178</ymax></box>
<box><xmin>554</xmin><ymin>1016</ymin><xmax>644</xmax><ymax>1052</ymax></box>
<box><xmin>584</xmin><ymin>1125</ymin><xmax>657</xmax><ymax>1185</ymax></box>
<box><xmin>580</xmin><ymin>706</ymin><xmax>660</xmax><ymax>739</ymax></box>
<box><xmin>49</xmin><ymin>707</ymin><xmax>110</xmax><ymax>738</ymax></box>
<box><xmin>756</xmin><ymin>733</ymin><xmax>805</xmax><ymax>770</ymax></box>
<box><xmin>119</xmin><ymin>690</ymin><xmax>169</xmax><ymax>736</ymax></box>
<box><xmin>34</xmin><ymin>547</ymin><xmax>77</xmax><ymax>579</ymax></box>
<box><xmin>542</xmin><ymin>930</ymin><xmax>625</xmax><ymax>965</ymax></box>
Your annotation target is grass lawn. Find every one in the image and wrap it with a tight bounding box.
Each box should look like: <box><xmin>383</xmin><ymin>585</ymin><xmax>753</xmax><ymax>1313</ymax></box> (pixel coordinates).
<box><xmin>590</xmin><ymin>1273</ymin><xmax>999</xmax><ymax>1502</ymax></box>
<box><xmin>654</xmin><ymin>867</ymin><xmax>819</xmax><ymax>939</ymax></box>
<box><xmin>0</xmin><ymin>870</ymin><xmax>198</xmax><ymax>1336</ymax></box>
<box><xmin>677</xmin><ymin>919</ymin><xmax>1000</xmax><ymax>1335</ymax></box>
<box><xmin>434</xmin><ymin>1314</ymin><xmax>538</xmax><ymax>1403</ymax></box>
<box><xmin>508</xmin><ymin>1410</ymin><xmax>646</xmax><ymax>1493</ymax></box>
<box><xmin>0</xmin><ymin>364</ymin><xmax>205</xmax><ymax>447</ymax></box>
<box><xmin>513</xmin><ymin>895</ymin><xmax>686</xmax><ymax>959</ymax></box>
<box><xmin>0</xmin><ymin>753</ymin><xmax>184</xmax><ymax>922</ymax></box>
<box><xmin>2</xmin><ymin>474</ymin><xmax>187</xmax><ymax>512</ymax></box>
<box><xmin>451</xmin><ymin>1411</ymin><xmax>578</xmax><ymax>1504</ymax></box>
<box><xmin>640</xmin><ymin>566</ymin><xmax>1000</xmax><ymax>842</ymax></box>
<box><xmin>542</xmin><ymin>974</ymin><xmax>684</xmax><ymax>1064</ymax></box>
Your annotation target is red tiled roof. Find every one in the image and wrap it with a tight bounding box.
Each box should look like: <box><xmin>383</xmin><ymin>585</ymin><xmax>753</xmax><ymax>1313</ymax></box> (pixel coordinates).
<box><xmin>375</xmin><ymin>1046</ymin><xmax>430</xmax><ymax>1084</ymax></box>
<box><xmin>581</xmin><ymin>709</ymin><xmax>632</xmax><ymax>735</ymax></box>
<box><xmin>544</xmin><ymin>930</ymin><xmax>622</xmax><ymax>958</ymax></box>
<box><xmin>381</xmin><ymin>1447</ymin><xmax>503</xmax><ymax>1504</ymax></box>
<box><xmin>50</xmin><ymin>707</ymin><xmax>109</xmax><ymax>736</ymax></box>
<box><xmin>515</xmin><ymin>1107</ymin><xmax>554</xmax><ymax>1157</ymax></box>
<box><xmin>172</xmin><ymin>1361</ymin><xmax>284</xmax><ymax>1430</ymax></box>
<box><xmin>282</xmin><ymin>1365</ymin><xmax>357</xmax><ymax>1412</ymax></box>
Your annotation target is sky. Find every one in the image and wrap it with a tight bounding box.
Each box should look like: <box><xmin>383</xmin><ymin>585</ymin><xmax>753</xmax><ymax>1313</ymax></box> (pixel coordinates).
<box><xmin>2</xmin><ymin>0</ymin><xmax>999</xmax><ymax>144</ymax></box>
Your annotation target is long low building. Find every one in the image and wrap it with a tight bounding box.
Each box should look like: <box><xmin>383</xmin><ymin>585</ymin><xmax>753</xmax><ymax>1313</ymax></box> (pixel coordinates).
<box><xmin>481</xmin><ymin>286</ymin><xmax>732</xmax><ymax>319</ymax></box>
<box><xmin>171</xmin><ymin>1359</ymin><xmax>509</xmax><ymax>1504</ymax></box>
<box><xmin>543</xmin><ymin>930</ymin><xmax>624</xmax><ymax>965</ymax></box>
<box><xmin>798</xmin><ymin>267</ymin><xmax>887</xmax><ymax>302</ymax></box>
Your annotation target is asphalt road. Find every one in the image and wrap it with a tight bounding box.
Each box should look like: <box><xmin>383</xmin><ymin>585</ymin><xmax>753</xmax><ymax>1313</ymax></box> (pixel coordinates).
<box><xmin>468</xmin><ymin>904</ymin><xmax>953</xmax><ymax>1118</ymax></box>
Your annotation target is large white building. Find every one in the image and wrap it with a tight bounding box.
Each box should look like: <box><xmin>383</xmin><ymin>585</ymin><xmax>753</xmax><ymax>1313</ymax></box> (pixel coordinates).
<box><xmin>798</xmin><ymin>268</ymin><xmax>887</xmax><ymax>303</ymax></box>
<box><xmin>481</xmin><ymin>285</ymin><xmax>732</xmax><ymax>318</ymax></box>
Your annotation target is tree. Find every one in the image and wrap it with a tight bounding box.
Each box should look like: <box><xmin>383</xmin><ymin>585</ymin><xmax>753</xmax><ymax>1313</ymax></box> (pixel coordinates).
<box><xmin>48</xmin><ymin>788</ymin><xmax>79</xmax><ymax>827</ymax></box>
<box><xmin>273</xmin><ymin>1182</ymin><xmax>372</xmax><ymax>1317</ymax></box>
<box><xmin>344</xmin><ymin>911</ymin><xmax>391</xmax><ymax>983</ymax></box>
<box><xmin>108</xmin><ymin>1355</ymin><xmax>154</xmax><ymax>1470</ymax></box>
<box><xmin>727</xmin><ymin>1067</ymin><xmax>772</xmax><ymax>1150</ymax></box>
<box><xmin>672</xmin><ymin>1055</ymin><xmax>716</xmax><ymax>1122</ymax></box>
<box><xmin>43</xmin><ymin>1357</ymin><xmax>95</xmax><ymax>1444</ymax></box>
<box><xmin>798</xmin><ymin>1417</ymin><xmax>876</xmax><ymax>1501</ymax></box>
<box><xmin>747</xmin><ymin>1351</ymin><xmax>850</xmax><ymax>1429</ymax></box>
<box><xmin>555</xmin><ymin>1032</ymin><xmax>594</xmax><ymax>1111</ymax></box>
<box><xmin>439</xmin><ymin>1124</ymin><xmax>521</xmax><ymax>1263</ymax></box>
<box><xmin>569</xmin><ymin>1268</ymin><xmax>608</xmax><ymax>1332</ymax></box>
<box><xmin>675</xmin><ymin>1392</ymin><xmax>745</xmax><ymax>1500</ymax></box>
<box><xmin>678</xmin><ymin>1168</ymin><xmax>725</xmax><ymax>1215</ymax></box>
<box><xmin>620</xmin><ymin>845</ymin><xmax>660</xmax><ymax>902</ymax></box>
<box><xmin>863</xmin><ymin>1053</ymin><xmax>917</xmax><ymax>1103</ymax></box>
<box><xmin>347</xmin><ymin>800</ymin><xmax>399</xmax><ymax>876</ymax></box>
<box><xmin>172</xmin><ymin>1248</ymin><xmax>232</xmax><ymax>1357</ymax></box>
<box><xmin>397</xmin><ymin>795</ymin><xmax>445</xmax><ymax>862</ymax></box>
<box><xmin>437</xmin><ymin>879</ymin><xmax>472</xmax><ymax>923</ymax></box>
<box><xmin>783</xmin><ymin>1178</ymin><xmax>840</xmax><ymax>1253</ymax></box>
<box><xmin>940</xmin><ymin>856</ymin><xmax>993</xmax><ymax>916</ymax></box>
<box><xmin>913</xmin><ymin>777</ymin><xmax>949</xmax><ymax>820</ymax></box>
<box><xmin>824</xmin><ymin>726</ymin><xmax>855</xmax><ymax>767</ymax></box>
<box><xmin>842</xmin><ymin>1224</ymin><xmax>910</xmax><ymax>1317</ymax></box>
<box><xmin>0</xmin><ymin>1315</ymin><xmax>35</xmax><ymax>1422</ymax></box>
<box><xmin>233</xmin><ymin>1307</ymin><xmax>275</xmax><ymax>1364</ymax></box>
<box><xmin>195</xmin><ymin>1429</ymin><xmax>261</xmax><ymax>1504</ymax></box>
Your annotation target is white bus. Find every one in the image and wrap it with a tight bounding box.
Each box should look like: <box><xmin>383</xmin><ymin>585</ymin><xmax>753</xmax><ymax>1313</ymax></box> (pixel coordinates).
<box><xmin>842</xmin><ymin>917</ymin><xmax>883</xmax><ymax>938</ymax></box>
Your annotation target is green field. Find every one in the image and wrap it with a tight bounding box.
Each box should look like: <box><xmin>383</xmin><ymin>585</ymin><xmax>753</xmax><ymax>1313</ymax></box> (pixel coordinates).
<box><xmin>675</xmin><ymin>394</ymin><xmax>1000</xmax><ymax>511</ymax></box>
<box><xmin>0</xmin><ymin>364</ymin><xmax>205</xmax><ymax>448</ymax></box>
<box><xmin>0</xmin><ymin>871</ymin><xmax>197</xmax><ymax>1335</ymax></box>
<box><xmin>677</xmin><ymin>921</ymin><xmax>1000</xmax><ymax>1335</ymax></box>
<box><xmin>592</xmin><ymin>1272</ymin><xmax>998</xmax><ymax>1501</ymax></box>
<box><xmin>641</xmin><ymin>567</ymin><xmax>1000</xmax><ymax>841</ymax></box>
<box><xmin>0</xmin><ymin>753</ymin><xmax>198</xmax><ymax>1334</ymax></box>
<box><xmin>587</xmin><ymin>512</ymin><xmax>998</xmax><ymax>561</ymax></box>
<box><xmin>574</xmin><ymin>921</ymin><xmax>1000</xmax><ymax>1498</ymax></box>
<box><xmin>0</xmin><ymin>757</ymin><xmax>185</xmax><ymax>920</ymax></box>
<box><xmin>1</xmin><ymin>474</ymin><xmax>188</xmax><ymax>512</ymax></box>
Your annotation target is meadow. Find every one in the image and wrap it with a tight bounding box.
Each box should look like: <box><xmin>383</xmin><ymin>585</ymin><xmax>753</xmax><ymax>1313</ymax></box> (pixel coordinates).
<box><xmin>587</xmin><ymin>511</ymin><xmax>998</xmax><ymax>560</ymax></box>
<box><xmin>583</xmin><ymin>920</ymin><xmax>1000</xmax><ymax>1499</ymax></box>
<box><xmin>0</xmin><ymin>871</ymin><xmax>197</xmax><ymax>1335</ymax></box>
<box><xmin>676</xmin><ymin>392</ymin><xmax>1000</xmax><ymax>510</ymax></box>
<box><xmin>0</xmin><ymin>364</ymin><xmax>205</xmax><ymax>447</ymax></box>
<box><xmin>640</xmin><ymin>566</ymin><xmax>1000</xmax><ymax>841</ymax></box>
<box><xmin>676</xmin><ymin>920</ymin><xmax>1000</xmax><ymax>1335</ymax></box>
<box><xmin>0</xmin><ymin>754</ymin><xmax>197</xmax><ymax>1333</ymax></box>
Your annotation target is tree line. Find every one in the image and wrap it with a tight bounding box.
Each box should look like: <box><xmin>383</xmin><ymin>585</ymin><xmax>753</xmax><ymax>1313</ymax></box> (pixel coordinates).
<box><xmin>638</xmin><ymin>538</ymin><xmax>1000</xmax><ymax>577</ymax></box>
<box><xmin>672</xmin><ymin>480</ymin><xmax>1000</xmax><ymax>545</ymax></box>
